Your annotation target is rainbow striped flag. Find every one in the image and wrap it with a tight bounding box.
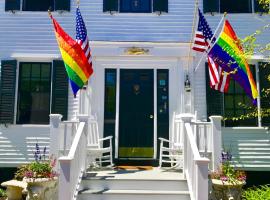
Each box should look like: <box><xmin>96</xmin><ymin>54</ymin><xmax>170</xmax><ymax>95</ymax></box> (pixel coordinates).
<box><xmin>50</xmin><ymin>15</ymin><xmax>93</xmax><ymax>97</ymax></box>
<box><xmin>208</xmin><ymin>20</ymin><xmax>258</xmax><ymax>103</ymax></box>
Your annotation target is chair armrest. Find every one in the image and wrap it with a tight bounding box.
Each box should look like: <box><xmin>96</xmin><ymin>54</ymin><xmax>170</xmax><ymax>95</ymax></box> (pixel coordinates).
<box><xmin>158</xmin><ymin>137</ymin><xmax>174</xmax><ymax>144</ymax></box>
<box><xmin>99</xmin><ymin>136</ymin><xmax>113</xmax><ymax>141</ymax></box>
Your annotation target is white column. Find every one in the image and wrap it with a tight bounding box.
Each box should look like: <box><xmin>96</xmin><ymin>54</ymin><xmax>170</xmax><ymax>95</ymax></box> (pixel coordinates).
<box><xmin>255</xmin><ymin>63</ymin><xmax>262</xmax><ymax>127</ymax></box>
<box><xmin>49</xmin><ymin>114</ymin><xmax>63</xmax><ymax>158</ymax></box>
<box><xmin>209</xmin><ymin>115</ymin><xmax>222</xmax><ymax>171</ymax></box>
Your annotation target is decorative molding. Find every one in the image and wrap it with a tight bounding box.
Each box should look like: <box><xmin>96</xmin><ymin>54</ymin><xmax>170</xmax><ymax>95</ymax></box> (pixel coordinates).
<box><xmin>124</xmin><ymin>47</ymin><xmax>150</xmax><ymax>55</ymax></box>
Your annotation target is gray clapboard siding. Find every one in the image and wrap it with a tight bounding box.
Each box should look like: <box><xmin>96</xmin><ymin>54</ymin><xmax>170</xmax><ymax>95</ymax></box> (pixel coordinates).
<box><xmin>222</xmin><ymin>127</ymin><xmax>270</xmax><ymax>171</ymax></box>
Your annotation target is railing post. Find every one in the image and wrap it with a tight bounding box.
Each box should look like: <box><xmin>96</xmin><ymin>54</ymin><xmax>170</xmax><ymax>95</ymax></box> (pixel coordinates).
<box><xmin>209</xmin><ymin>115</ymin><xmax>222</xmax><ymax>171</ymax></box>
<box><xmin>195</xmin><ymin>158</ymin><xmax>209</xmax><ymax>200</ymax></box>
<box><xmin>180</xmin><ymin>113</ymin><xmax>195</xmax><ymax>175</ymax></box>
<box><xmin>59</xmin><ymin>159</ymin><xmax>72</xmax><ymax>200</ymax></box>
<box><xmin>77</xmin><ymin>114</ymin><xmax>89</xmax><ymax>169</ymax></box>
<box><xmin>49</xmin><ymin>114</ymin><xmax>63</xmax><ymax>165</ymax></box>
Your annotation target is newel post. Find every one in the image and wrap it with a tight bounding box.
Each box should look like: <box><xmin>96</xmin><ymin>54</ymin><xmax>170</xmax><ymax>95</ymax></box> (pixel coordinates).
<box><xmin>77</xmin><ymin>114</ymin><xmax>89</xmax><ymax>169</ymax></box>
<box><xmin>49</xmin><ymin>114</ymin><xmax>63</xmax><ymax>163</ymax></box>
<box><xmin>180</xmin><ymin>113</ymin><xmax>195</xmax><ymax>174</ymax></box>
<box><xmin>209</xmin><ymin>115</ymin><xmax>222</xmax><ymax>171</ymax></box>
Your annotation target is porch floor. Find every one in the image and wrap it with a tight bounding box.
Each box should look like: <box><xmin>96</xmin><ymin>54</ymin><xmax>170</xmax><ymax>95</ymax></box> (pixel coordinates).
<box><xmin>85</xmin><ymin>167</ymin><xmax>184</xmax><ymax>180</ymax></box>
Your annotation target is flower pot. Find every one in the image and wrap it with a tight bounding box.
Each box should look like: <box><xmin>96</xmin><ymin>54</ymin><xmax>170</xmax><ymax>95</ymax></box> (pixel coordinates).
<box><xmin>1</xmin><ymin>180</ymin><xmax>27</xmax><ymax>200</ymax></box>
<box><xmin>24</xmin><ymin>177</ymin><xmax>58</xmax><ymax>200</ymax></box>
<box><xmin>211</xmin><ymin>179</ymin><xmax>245</xmax><ymax>200</ymax></box>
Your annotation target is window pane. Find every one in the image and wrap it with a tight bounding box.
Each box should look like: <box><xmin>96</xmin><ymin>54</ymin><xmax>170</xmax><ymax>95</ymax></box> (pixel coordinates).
<box><xmin>22</xmin><ymin>0</ymin><xmax>54</xmax><ymax>11</ymax></box>
<box><xmin>120</xmin><ymin>0</ymin><xmax>151</xmax><ymax>13</ymax></box>
<box><xmin>21</xmin><ymin>64</ymin><xmax>31</xmax><ymax>78</ymax></box>
<box><xmin>17</xmin><ymin>63</ymin><xmax>51</xmax><ymax>124</ymax></box>
<box><xmin>224</xmin><ymin>95</ymin><xmax>234</xmax><ymax>109</ymax></box>
<box><xmin>220</xmin><ymin>0</ymin><xmax>252</xmax><ymax>13</ymax></box>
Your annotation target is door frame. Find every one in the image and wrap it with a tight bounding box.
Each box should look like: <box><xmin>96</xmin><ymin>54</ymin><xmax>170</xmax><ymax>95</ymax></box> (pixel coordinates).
<box><xmin>91</xmin><ymin>57</ymin><xmax>185</xmax><ymax>160</ymax></box>
<box><xmin>115</xmin><ymin>68</ymin><xmax>157</xmax><ymax>159</ymax></box>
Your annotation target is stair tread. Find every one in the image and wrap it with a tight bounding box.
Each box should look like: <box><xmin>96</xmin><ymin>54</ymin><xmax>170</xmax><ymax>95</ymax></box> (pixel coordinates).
<box><xmin>84</xmin><ymin>168</ymin><xmax>185</xmax><ymax>181</ymax></box>
<box><xmin>80</xmin><ymin>189</ymin><xmax>190</xmax><ymax>195</ymax></box>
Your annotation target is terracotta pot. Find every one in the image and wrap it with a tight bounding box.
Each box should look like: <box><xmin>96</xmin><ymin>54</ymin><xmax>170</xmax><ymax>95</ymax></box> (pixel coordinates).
<box><xmin>24</xmin><ymin>178</ymin><xmax>58</xmax><ymax>200</ymax></box>
<box><xmin>211</xmin><ymin>179</ymin><xmax>245</xmax><ymax>200</ymax></box>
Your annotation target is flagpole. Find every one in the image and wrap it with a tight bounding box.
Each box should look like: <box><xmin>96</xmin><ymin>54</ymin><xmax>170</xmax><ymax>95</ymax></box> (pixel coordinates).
<box><xmin>187</xmin><ymin>0</ymin><xmax>199</xmax><ymax>71</ymax></box>
<box><xmin>194</xmin><ymin>12</ymin><xmax>227</xmax><ymax>72</ymax></box>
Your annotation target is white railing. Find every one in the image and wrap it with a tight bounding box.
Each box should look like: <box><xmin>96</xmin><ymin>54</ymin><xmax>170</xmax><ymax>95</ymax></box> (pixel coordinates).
<box><xmin>59</xmin><ymin>121</ymin><xmax>79</xmax><ymax>156</ymax></box>
<box><xmin>50</xmin><ymin>114</ymin><xmax>89</xmax><ymax>200</ymax></box>
<box><xmin>179</xmin><ymin>114</ymin><xmax>222</xmax><ymax>200</ymax></box>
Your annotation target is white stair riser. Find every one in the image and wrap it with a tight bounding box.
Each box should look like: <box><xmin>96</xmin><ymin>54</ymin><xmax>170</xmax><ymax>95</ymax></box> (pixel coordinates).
<box><xmin>78</xmin><ymin>194</ymin><xmax>190</xmax><ymax>200</ymax></box>
<box><xmin>80</xmin><ymin>179</ymin><xmax>188</xmax><ymax>191</ymax></box>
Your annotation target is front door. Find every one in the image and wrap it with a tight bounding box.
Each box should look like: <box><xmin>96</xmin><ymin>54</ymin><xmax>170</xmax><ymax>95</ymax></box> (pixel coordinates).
<box><xmin>119</xmin><ymin>69</ymin><xmax>154</xmax><ymax>158</ymax></box>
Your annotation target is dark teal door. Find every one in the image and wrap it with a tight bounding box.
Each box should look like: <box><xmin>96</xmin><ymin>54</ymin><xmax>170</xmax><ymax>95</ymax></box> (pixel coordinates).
<box><xmin>119</xmin><ymin>69</ymin><xmax>154</xmax><ymax>158</ymax></box>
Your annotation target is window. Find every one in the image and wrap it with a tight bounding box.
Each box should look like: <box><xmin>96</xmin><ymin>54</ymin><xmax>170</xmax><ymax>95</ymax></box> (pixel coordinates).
<box><xmin>22</xmin><ymin>0</ymin><xmax>54</xmax><ymax>11</ymax></box>
<box><xmin>104</xmin><ymin>69</ymin><xmax>117</xmax><ymax>146</ymax></box>
<box><xmin>17</xmin><ymin>63</ymin><xmax>51</xmax><ymax>124</ymax></box>
<box><xmin>120</xmin><ymin>0</ymin><xmax>151</xmax><ymax>13</ymax></box>
<box><xmin>205</xmin><ymin>64</ymin><xmax>261</xmax><ymax>127</ymax></box>
<box><xmin>223</xmin><ymin>77</ymin><xmax>258</xmax><ymax>126</ymax></box>
<box><xmin>203</xmin><ymin>0</ymin><xmax>269</xmax><ymax>13</ymax></box>
<box><xmin>0</xmin><ymin>60</ymin><xmax>68</xmax><ymax>125</ymax></box>
<box><xmin>103</xmin><ymin>0</ymin><xmax>168</xmax><ymax>13</ymax></box>
<box><xmin>5</xmin><ymin>0</ymin><xmax>70</xmax><ymax>12</ymax></box>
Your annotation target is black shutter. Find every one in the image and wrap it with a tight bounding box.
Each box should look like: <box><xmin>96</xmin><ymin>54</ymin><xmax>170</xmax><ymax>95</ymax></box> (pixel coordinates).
<box><xmin>0</xmin><ymin>60</ymin><xmax>17</xmax><ymax>124</ymax></box>
<box><xmin>203</xmin><ymin>0</ymin><xmax>219</xmax><ymax>13</ymax></box>
<box><xmin>5</xmin><ymin>0</ymin><xmax>20</xmax><ymax>11</ymax></box>
<box><xmin>205</xmin><ymin>63</ymin><xmax>223</xmax><ymax>120</ymax></box>
<box><xmin>254</xmin><ymin>0</ymin><xmax>269</xmax><ymax>13</ymax></box>
<box><xmin>103</xmin><ymin>0</ymin><xmax>118</xmax><ymax>12</ymax></box>
<box><xmin>55</xmin><ymin>0</ymin><xmax>70</xmax><ymax>11</ymax></box>
<box><xmin>52</xmin><ymin>60</ymin><xmax>68</xmax><ymax>120</ymax></box>
<box><xmin>153</xmin><ymin>0</ymin><xmax>168</xmax><ymax>13</ymax></box>
<box><xmin>259</xmin><ymin>62</ymin><xmax>270</xmax><ymax>126</ymax></box>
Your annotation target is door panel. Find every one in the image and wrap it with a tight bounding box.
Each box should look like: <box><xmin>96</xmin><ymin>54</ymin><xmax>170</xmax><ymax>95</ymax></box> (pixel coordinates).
<box><xmin>119</xmin><ymin>69</ymin><xmax>154</xmax><ymax>158</ymax></box>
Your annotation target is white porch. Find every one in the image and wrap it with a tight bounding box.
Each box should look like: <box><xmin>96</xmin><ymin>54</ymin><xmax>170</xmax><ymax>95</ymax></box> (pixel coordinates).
<box><xmin>49</xmin><ymin>113</ymin><xmax>222</xmax><ymax>200</ymax></box>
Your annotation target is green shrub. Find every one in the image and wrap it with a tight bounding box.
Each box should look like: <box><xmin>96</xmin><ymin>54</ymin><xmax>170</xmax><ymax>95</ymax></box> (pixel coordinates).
<box><xmin>0</xmin><ymin>188</ymin><xmax>6</xmax><ymax>197</ymax></box>
<box><xmin>242</xmin><ymin>184</ymin><xmax>270</xmax><ymax>200</ymax></box>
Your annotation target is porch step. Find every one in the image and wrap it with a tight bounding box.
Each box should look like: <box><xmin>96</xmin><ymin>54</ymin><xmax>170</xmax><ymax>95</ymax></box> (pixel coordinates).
<box><xmin>77</xmin><ymin>168</ymin><xmax>190</xmax><ymax>200</ymax></box>
<box><xmin>78</xmin><ymin>189</ymin><xmax>190</xmax><ymax>200</ymax></box>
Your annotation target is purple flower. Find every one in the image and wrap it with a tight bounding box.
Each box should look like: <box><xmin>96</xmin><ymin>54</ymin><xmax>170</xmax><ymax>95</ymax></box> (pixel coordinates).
<box><xmin>221</xmin><ymin>151</ymin><xmax>232</xmax><ymax>163</ymax></box>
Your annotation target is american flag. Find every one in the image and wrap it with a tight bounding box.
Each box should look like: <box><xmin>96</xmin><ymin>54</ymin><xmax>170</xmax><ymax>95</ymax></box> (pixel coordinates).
<box><xmin>192</xmin><ymin>8</ymin><xmax>230</xmax><ymax>92</ymax></box>
<box><xmin>76</xmin><ymin>7</ymin><xmax>92</xmax><ymax>67</ymax></box>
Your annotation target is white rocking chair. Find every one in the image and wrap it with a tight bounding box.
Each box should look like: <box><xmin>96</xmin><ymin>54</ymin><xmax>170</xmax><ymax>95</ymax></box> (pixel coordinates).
<box><xmin>87</xmin><ymin>117</ymin><xmax>113</xmax><ymax>167</ymax></box>
<box><xmin>159</xmin><ymin>113</ymin><xmax>185</xmax><ymax>169</ymax></box>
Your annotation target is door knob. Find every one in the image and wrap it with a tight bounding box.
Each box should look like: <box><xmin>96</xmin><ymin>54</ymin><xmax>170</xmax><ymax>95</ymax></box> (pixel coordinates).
<box><xmin>149</xmin><ymin>115</ymin><xmax>154</xmax><ymax>119</ymax></box>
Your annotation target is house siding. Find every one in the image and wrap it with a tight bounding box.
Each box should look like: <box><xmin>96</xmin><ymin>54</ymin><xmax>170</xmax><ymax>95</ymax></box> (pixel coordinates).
<box><xmin>0</xmin><ymin>0</ymin><xmax>270</xmax><ymax>170</ymax></box>
<box><xmin>222</xmin><ymin>127</ymin><xmax>270</xmax><ymax>171</ymax></box>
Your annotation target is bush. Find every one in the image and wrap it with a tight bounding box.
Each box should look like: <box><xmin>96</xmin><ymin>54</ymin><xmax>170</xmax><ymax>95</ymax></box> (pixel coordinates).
<box><xmin>0</xmin><ymin>188</ymin><xmax>6</xmax><ymax>197</ymax></box>
<box><xmin>242</xmin><ymin>184</ymin><xmax>270</xmax><ymax>200</ymax></box>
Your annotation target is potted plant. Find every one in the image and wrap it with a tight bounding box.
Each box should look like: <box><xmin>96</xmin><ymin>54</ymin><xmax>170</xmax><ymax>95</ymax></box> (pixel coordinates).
<box><xmin>15</xmin><ymin>143</ymin><xmax>58</xmax><ymax>200</ymax></box>
<box><xmin>210</xmin><ymin>151</ymin><xmax>246</xmax><ymax>200</ymax></box>
<box><xmin>0</xmin><ymin>188</ymin><xmax>7</xmax><ymax>200</ymax></box>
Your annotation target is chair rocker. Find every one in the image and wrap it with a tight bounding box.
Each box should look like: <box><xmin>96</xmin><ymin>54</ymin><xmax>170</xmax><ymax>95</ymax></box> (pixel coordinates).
<box><xmin>87</xmin><ymin>117</ymin><xmax>113</xmax><ymax>167</ymax></box>
<box><xmin>159</xmin><ymin>113</ymin><xmax>184</xmax><ymax>169</ymax></box>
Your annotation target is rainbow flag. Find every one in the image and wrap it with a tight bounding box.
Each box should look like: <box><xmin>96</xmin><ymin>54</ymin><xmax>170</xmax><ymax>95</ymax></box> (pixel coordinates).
<box><xmin>50</xmin><ymin>15</ymin><xmax>93</xmax><ymax>97</ymax></box>
<box><xmin>208</xmin><ymin>20</ymin><xmax>258</xmax><ymax>103</ymax></box>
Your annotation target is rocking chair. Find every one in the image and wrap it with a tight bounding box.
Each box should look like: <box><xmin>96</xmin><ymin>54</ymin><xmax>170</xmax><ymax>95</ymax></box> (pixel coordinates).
<box><xmin>87</xmin><ymin>116</ymin><xmax>113</xmax><ymax>167</ymax></box>
<box><xmin>159</xmin><ymin>113</ymin><xmax>185</xmax><ymax>169</ymax></box>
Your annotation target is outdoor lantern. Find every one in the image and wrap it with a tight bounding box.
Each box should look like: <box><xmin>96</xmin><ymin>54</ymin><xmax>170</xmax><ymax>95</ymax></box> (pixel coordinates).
<box><xmin>184</xmin><ymin>74</ymin><xmax>191</xmax><ymax>92</ymax></box>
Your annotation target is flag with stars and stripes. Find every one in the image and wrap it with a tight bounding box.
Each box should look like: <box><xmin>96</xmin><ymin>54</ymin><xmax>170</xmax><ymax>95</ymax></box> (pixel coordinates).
<box><xmin>76</xmin><ymin>7</ymin><xmax>93</xmax><ymax>72</ymax></box>
<box><xmin>192</xmin><ymin>8</ymin><xmax>230</xmax><ymax>92</ymax></box>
